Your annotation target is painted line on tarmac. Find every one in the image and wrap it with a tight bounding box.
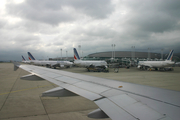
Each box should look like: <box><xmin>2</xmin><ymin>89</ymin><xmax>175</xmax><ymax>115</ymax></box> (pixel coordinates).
<box><xmin>0</xmin><ymin>84</ymin><xmax>51</xmax><ymax>95</ymax></box>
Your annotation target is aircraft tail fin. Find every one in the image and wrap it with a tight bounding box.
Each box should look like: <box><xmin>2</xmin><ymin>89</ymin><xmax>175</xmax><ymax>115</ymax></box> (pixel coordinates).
<box><xmin>22</xmin><ymin>55</ymin><xmax>26</xmax><ymax>61</ymax></box>
<box><xmin>27</xmin><ymin>52</ymin><xmax>36</xmax><ymax>60</ymax></box>
<box><xmin>166</xmin><ymin>50</ymin><xmax>174</xmax><ymax>61</ymax></box>
<box><xmin>73</xmin><ymin>48</ymin><xmax>81</xmax><ymax>61</ymax></box>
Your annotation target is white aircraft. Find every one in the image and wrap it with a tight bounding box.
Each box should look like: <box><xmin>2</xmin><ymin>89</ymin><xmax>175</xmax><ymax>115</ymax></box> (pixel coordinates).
<box><xmin>21</xmin><ymin>55</ymin><xmax>30</xmax><ymax>64</ymax></box>
<box><xmin>175</xmin><ymin>62</ymin><xmax>180</xmax><ymax>65</ymax></box>
<box><xmin>28</xmin><ymin>52</ymin><xmax>73</xmax><ymax>68</ymax></box>
<box><xmin>137</xmin><ymin>50</ymin><xmax>175</xmax><ymax>70</ymax></box>
<box><xmin>13</xmin><ymin>61</ymin><xmax>180</xmax><ymax>120</ymax></box>
<box><xmin>73</xmin><ymin>48</ymin><xmax>108</xmax><ymax>71</ymax></box>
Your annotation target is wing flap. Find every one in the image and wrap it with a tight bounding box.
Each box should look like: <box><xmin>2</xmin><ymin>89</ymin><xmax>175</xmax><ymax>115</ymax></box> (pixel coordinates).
<box><xmin>97</xmin><ymin>94</ymin><xmax>171</xmax><ymax>120</ymax></box>
<box><xmin>95</xmin><ymin>98</ymin><xmax>137</xmax><ymax>120</ymax></box>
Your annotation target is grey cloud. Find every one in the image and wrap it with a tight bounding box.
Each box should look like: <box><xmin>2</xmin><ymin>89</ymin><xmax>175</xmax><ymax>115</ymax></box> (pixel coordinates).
<box><xmin>124</xmin><ymin>0</ymin><xmax>180</xmax><ymax>33</ymax></box>
<box><xmin>19</xmin><ymin>20</ymin><xmax>60</xmax><ymax>34</ymax></box>
<box><xmin>129</xmin><ymin>13</ymin><xmax>176</xmax><ymax>32</ymax></box>
<box><xmin>70</xmin><ymin>25</ymin><xmax>117</xmax><ymax>41</ymax></box>
<box><xmin>0</xmin><ymin>19</ymin><xmax>7</xmax><ymax>29</ymax></box>
<box><xmin>13</xmin><ymin>34</ymin><xmax>40</xmax><ymax>46</ymax></box>
<box><xmin>52</xmin><ymin>41</ymin><xmax>64</xmax><ymax>46</ymax></box>
<box><xmin>6</xmin><ymin>2</ymin><xmax>75</xmax><ymax>25</ymax></box>
<box><xmin>66</xmin><ymin>0</ymin><xmax>114</xmax><ymax>18</ymax></box>
<box><xmin>6</xmin><ymin>0</ymin><xmax>114</xmax><ymax>25</ymax></box>
<box><xmin>158</xmin><ymin>0</ymin><xmax>180</xmax><ymax>18</ymax></box>
<box><xmin>27</xmin><ymin>0</ymin><xmax>114</xmax><ymax>18</ymax></box>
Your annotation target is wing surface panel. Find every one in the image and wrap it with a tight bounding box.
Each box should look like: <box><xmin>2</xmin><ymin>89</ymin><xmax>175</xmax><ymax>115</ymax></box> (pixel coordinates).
<box><xmin>54</xmin><ymin>76</ymin><xmax>81</xmax><ymax>84</ymax></box>
<box><xmin>43</xmin><ymin>72</ymin><xmax>61</xmax><ymax>78</ymax></box>
<box><xmin>32</xmin><ymin>70</ymin><xmax>46</xmax><ymax>74</ymax></box>
<box><xmin>36</xmin><ymin>74</ymin><xmax>70</xmax><ymax>87</ymax></box>
<box><xmin>20</xmin><ymin>65</ymin><xmax>35</xmax><ymax>71</ymax></box>
<box><xmin>73</xmin><ymin>81</ymin><xmax>111</xmax><ymax>94</ymax></box>
<box><xmin>64</xmin><ymin>85</ymin><xmax>103</xmax><ymax>101</ymax></box>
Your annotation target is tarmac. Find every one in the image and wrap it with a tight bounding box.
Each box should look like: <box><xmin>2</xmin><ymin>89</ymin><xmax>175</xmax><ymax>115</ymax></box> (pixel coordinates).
<box><xmin>0</xmin><ymin>63</ymin><xmax>180</xmax><ymax>120</ymax></box>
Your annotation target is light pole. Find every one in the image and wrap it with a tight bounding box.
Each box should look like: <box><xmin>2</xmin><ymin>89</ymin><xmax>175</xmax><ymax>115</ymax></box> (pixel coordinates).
<box><xmin>131</xmin><ymin>46</ymin><xmax>135</xmax><ymax>60</ymax></box>
<box><xmin>60</xmin><ymin>49</ymin><xmax>62</xmax><ymax>60</ymax></box>
<box><xmin>114</xmin><ymin>44</ymin><xmax>116</xmax><ymax>59</ymax></box>
<box><xmin>78</xmin><ymin>45</ymin><xmax>81</xmax><ymax>58</ymax></box>
<box><xmin>82</xmin><ymin>51</ymin><xmax>83</xmax><ymax>59</ymax></box>
<box><xmin>66</xmin><ymin>51</ymin><xmax>68</xmax><ymax>60</ymax></box>
<box><xmin>111</xmin><ymin>44</ymin><xmax>113</xmax><ymax>59</ymax></box>
<box><xmin>148</xmin><ymin>48</ymin><xmax>151</xmax><ymax>60</ymax></box>
<box><xmin>111</xmin><ymin>44</ymin><xmax>116</xmax><ymax>59</ymax></box>
<box><xmin>161</xmin><ymin>49</ymin><xmax>163</xmax><ymax>60</ymax></box>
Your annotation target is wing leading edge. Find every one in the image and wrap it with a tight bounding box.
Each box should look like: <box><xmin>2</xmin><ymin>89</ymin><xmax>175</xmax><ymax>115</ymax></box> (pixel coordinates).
<box><xmin>14</xmin><ymin>63</ymin><xmax>180</xmax><ymax>120</ymax></box>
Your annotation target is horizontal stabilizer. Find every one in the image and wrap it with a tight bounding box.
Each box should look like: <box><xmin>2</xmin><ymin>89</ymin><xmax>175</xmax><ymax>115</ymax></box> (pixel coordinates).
<box><xmin>20</xmin><ymin>74</ymin><xmax>44</xmax><ymax>81</ymax></box>
<box><xmin>42</xmin><ymin>87</ymin><xmax>78</xmax><ymax>97</ymax></box>
<box><xmin>88</xmin><ymin>108</ymin><xmax>109</xmax><ymax>119</ymax></box>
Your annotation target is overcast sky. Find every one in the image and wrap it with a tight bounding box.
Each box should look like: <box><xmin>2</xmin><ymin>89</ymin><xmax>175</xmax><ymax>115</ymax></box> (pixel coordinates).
<box><xmin>0</xmin><ymin>0</ymin><xmax>180</xmax><ymax>61</ymax></box>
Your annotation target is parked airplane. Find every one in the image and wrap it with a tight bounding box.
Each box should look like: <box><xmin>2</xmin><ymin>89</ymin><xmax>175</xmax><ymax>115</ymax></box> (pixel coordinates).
<box><xmin>28</xmin><ymin>52</ymin><xmax>73</xmax><ymax>68</ymax></box>
<box><xmin>175</xmin><ymin>62</ymin><xmax>180</xmax><ymax>67</ymax></box>
<box><xmin>137</xmin><ymin>50</ymin><xmax>175</xmax><ymax>70</ymax></box>
<box><xmin>21</xmin><ymin>55</ymin><xmax>30</xmax><ymax>64</ymax></box>
<box><xmin>13</xmin><ymin>62</ymin><xmax>180</xmax><ymax>120</ymax></box>
<box><xmin>73</xmin><ymin>48</ymin><xmax>108</xmax><ymax>71</ymax></box>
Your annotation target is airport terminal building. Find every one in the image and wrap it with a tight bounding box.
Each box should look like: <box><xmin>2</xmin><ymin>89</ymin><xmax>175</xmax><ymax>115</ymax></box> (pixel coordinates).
<box><xmin>86</xmin><ymin>51</ymin><xmax>162</xmax><ymax>60</ymax></box>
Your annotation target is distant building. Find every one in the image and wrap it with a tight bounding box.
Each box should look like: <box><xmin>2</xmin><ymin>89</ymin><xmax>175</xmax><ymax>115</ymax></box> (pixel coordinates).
<box><xmin>88</xmin><ymin>51</ymin><xmax>161</xmax><ymax>60</ymax></box>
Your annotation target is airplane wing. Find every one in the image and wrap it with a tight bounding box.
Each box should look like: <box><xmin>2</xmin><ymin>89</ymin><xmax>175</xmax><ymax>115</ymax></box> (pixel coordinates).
<box><xmin>13</xmin><ymin>63</ymin><xmax>180</xmax><ymax>120</ymax></box>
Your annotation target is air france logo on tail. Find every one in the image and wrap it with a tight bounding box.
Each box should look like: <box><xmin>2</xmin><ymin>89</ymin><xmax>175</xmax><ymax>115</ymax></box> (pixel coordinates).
<box><xmin>28</xmin><ymin>52</ymin><xmax>36</xmax><ymax>60</ymax></box>
<box><xmin>166</xmin><ymin>50</ymin><xmax>174</xmax><ymax>61</ymax></box>
<box><xmin>22</xmin><ymin>56</ymin><xmax>26</xmax><ymax>61</ymax></box>
<box><xmin>28</xmin><ymin>57</ymin><xmax>31</xmax><ymax>60</ymax></box>
<box><xmin>73</xmin><ymin>48</ymin><xmax>80</xmax><ymax>60</ymax></box>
